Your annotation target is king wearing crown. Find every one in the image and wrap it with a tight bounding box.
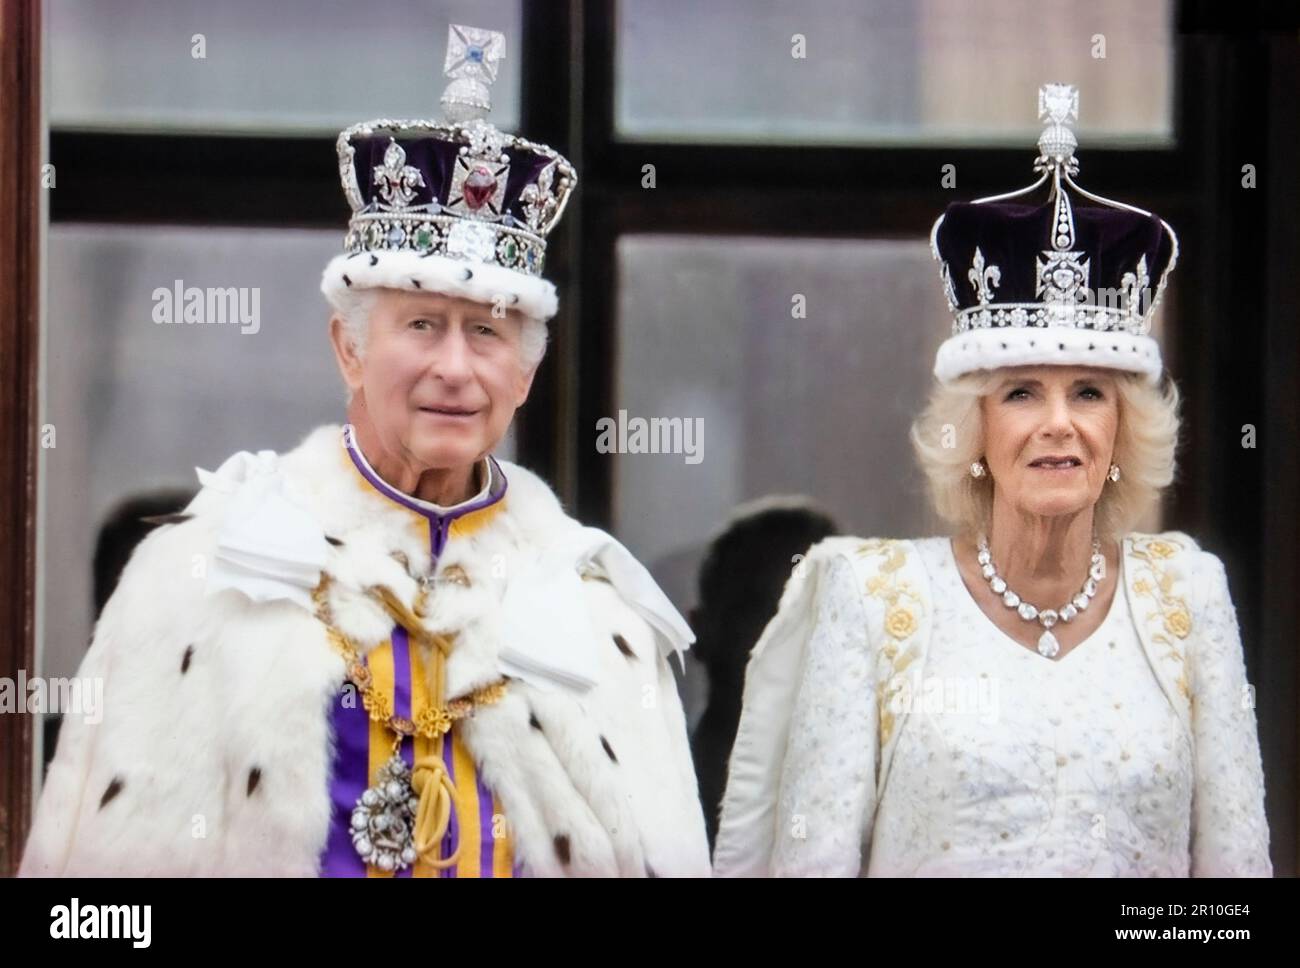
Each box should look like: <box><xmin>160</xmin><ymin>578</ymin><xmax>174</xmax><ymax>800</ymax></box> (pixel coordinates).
<box><xmin>21</xmin><ymin>25</ymin><xmax>710</xmax><ymax>878</ymax></box>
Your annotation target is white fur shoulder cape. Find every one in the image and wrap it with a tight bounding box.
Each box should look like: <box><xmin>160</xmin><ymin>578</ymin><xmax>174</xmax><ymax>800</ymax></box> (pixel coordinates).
<box><xmin>21</xmin><ymin>424</ymin><xmax>710</xmax><ymax>877</ymax></box>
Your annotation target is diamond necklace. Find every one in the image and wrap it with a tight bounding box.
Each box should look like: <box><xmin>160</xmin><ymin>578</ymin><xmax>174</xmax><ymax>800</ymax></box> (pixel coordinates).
<box><xmin>975</xmin><ymin>534</ymin><xmax>1104</xmax><ymax>658</ymax></box>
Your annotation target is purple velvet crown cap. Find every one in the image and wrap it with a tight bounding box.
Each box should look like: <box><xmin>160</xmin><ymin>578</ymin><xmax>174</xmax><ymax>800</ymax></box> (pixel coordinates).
<box><xmin>933</xmin><ymin>198</ymin><xmax>1175</xmax><ymax>314</ymax></box>
<box><xmin>343</xmin><ymin>134</ymin><xmax>556</xmax><ymax>230</ymax></box>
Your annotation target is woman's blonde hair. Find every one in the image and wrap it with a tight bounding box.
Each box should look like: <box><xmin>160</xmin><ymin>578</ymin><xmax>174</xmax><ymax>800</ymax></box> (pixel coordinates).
<box><xmin>909</xmin><ymin>369</ymin><xmax>1180</xmax><ymax>538</ymax></box>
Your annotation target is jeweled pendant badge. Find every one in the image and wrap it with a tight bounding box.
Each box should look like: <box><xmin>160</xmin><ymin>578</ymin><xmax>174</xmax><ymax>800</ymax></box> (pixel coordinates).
<box><xmin>350</xmin><ymin>754</ymin><xmax>420</xmax><ymax>872</ymax></box>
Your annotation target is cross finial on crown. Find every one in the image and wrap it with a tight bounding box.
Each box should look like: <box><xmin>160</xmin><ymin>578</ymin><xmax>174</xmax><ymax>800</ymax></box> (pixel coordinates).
<box><xmin>1038</xmin><ymin>84</ymin><xmax>1079</xmax><ymax>127</ymax></box>
<box><xmin>1036</xmin><ymin>83</ymin><xmax>1080</xmax><ymax>170</ymax></box>
<box><xmin>440</xmin><ymin>25</ymin><xmax>506</xmax><ymax>123</ymax></box>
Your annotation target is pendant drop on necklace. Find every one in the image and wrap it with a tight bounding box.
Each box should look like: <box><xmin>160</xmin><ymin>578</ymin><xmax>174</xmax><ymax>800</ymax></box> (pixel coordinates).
<box><xmin>350</xmin><ymin>754</ymin><xmax>420</xmax><ymax>872</ymax></box>
<box><xmin>1037</xmin><ymin>629</ymin><xmax>1061</xmax><ymax>658</ymax></box>
<box><xmin>977</xmin><ymin>533</ymin><xmax>1099</xmax><ymax>661</ymax></box>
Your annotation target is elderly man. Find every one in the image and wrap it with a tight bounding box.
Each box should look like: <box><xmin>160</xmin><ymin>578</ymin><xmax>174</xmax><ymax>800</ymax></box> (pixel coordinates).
<box><xmin>21</xmin><ymin>25</ymin><xmax>709</xmax><ymax>878</ymax></box>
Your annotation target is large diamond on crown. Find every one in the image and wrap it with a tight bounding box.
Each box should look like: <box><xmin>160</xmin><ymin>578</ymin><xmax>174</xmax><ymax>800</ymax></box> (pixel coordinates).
<box><xmin>446</xmin><ymin>220</ymin><xmax>498</xmax><ymax>263</ymax></box>
<box><xmin>1036</xmin><ymin>249</ymin><xmax>1090</xmax><ymax>305</ymax></box>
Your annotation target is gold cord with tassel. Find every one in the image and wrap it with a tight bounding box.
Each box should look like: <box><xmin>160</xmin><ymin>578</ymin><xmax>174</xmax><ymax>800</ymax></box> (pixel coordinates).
<box><xmin>312</xmin><ymin>575</ymin><xmax>508</xmax><ymax>872</ymax></box>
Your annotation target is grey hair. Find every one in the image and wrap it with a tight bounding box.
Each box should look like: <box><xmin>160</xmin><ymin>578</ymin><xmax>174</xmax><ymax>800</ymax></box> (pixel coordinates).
<box><xmin>518</xmin><ymin>315</ymin><xmax>548</xmax><ymax>370</ymax></box>
<box><xmin>334</xmin><ymin>289</ymin><xmax>379</xmax><ymax>359</ymax></box>
<box><xmin>331</xmin><ymin>288</ymin><xmax>549</xmax><ymax>370</ymax></box>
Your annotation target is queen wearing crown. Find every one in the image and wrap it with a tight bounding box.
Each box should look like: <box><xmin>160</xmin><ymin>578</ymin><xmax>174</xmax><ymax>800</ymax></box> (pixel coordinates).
<box><xmin>21</xmin><ymin>25</ymin><xmax>709</xmax><ymax>878</ymax></box>
<box><xmin>714</xmin><ymin>86</ymin><xmax>1271</xmax><ymax>878</ymax></box>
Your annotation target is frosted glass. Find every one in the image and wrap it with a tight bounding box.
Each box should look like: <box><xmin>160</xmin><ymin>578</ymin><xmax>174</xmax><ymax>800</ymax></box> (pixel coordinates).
<box><xmin>616</xmin><ymin>0</ymin><xmax>1173</xmax><ymax>145</ymax></box>
<box><xmin>49</xmin><ymin>0</ymin><xmax>521</xmax><ymax>134</ymax></box>
<box><xmin>612</xmin><ymin>235</ymin><xmax>949</xmax><ymax>611</ymax></box>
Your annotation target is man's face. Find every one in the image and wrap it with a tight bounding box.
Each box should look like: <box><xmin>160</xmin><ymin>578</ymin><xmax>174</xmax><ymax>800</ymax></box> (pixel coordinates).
<box><xmin>332</xmin><ymin>289</ymin><xmax>536</xmax><ymax>472</ymax></box>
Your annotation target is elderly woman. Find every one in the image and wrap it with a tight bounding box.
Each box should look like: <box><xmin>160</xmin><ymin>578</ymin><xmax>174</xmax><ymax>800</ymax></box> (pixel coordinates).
<box><xmin>714</xmin><ymin>85</ymin><xmax>1270</xmax><ymax>878</ymax></box>
<box><xmin>22</xmin><ymin>25</ymin><xmax>709</xmax><ymax>878</ymax></box>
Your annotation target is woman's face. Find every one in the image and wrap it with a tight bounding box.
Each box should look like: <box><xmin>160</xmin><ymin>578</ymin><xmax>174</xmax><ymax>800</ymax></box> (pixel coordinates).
<box><xmin>980</xmin><ymin>366</ymin><xmax>1120</xmax><ymax>522</ymax></box>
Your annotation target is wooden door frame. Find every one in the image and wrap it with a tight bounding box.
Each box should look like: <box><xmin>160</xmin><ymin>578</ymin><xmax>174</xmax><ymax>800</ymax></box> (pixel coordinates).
<box><xmin>0</xmin><ymin>0</ymin><xmax>42</xmax><ymax>877</ymax></box>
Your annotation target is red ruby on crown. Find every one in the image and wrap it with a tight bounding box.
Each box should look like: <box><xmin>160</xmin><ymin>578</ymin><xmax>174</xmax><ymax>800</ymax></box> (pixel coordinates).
<box><xmin>462</xmin><ymin>165</ymin><xmax>497</xmax><ymax>210</ymax></box>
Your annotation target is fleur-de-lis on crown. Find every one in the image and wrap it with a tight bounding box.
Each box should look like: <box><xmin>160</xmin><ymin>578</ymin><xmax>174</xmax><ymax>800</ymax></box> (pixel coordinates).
<box><xmin>373</xmin><ymin>139</ymin><xmax>425</xmax><ymax>210</ymax></box>
<box><xmin>939</xmin><ymin>261</ymin><xmax>959</xmax><ymax>314</ymax></box>
<box><xmin>969</xmin><ymin>247</ymin><xmax>1001</xmax><ymax>306</ymax></box>
<box><xmin>1121</xmin><ymin>255</ymin><xmax>1151</xmax><ymax>318</ymax></box>
<box><xmin>520</xmin><ymin>160</ymin><xmax>559</xmax><ymax>232</ymax></box>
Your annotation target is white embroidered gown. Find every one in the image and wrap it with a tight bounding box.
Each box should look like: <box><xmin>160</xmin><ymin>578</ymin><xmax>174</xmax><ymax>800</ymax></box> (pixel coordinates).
<box><xmin>733</xmin><ymin>534</ymin><xmax>1273</xmax><ymax>878</ymax></box>
<box><xmin>868</xmin><ymin>538</ymin><xmax>1193</xmax><ymax>876</ymax></box>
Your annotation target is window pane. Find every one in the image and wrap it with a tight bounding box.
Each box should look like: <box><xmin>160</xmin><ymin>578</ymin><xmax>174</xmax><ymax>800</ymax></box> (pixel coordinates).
<box><xmin>611</xmin><ymin>235</ymin><xmax>949</xmax><ymax>611</ymax></box>
<box><xmin>616</xmin><ymin>0</ymin><xmax>1173</xmax><ymax>145</ymax></box>
<box><xmin>49</xmin><ymin>0</ymin><xmax>521</xmax><ymax>134</ymax></box>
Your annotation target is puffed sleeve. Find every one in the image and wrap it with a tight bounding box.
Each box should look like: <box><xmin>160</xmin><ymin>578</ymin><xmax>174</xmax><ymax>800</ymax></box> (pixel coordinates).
<box><xmin>1189</xmin><ymin>552</ymin><xmax>1272</xmax><ymax>877</ymax></box>
<box><xmin>713</xmin><ymin>542</ymin><xmax>876</xmax><ymax>877</ymax></box>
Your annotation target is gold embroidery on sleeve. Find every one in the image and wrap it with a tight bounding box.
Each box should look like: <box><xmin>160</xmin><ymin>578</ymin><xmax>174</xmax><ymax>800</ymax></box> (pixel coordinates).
<box><xmin>1128</xmin><ymin>536</ymin><xmax>1192</xmax><ymax>699</ymax></box>
<box><xmin>856</xmin><ymin>540</ymin><xmax>924</xmax><ymax>748</ymax></box>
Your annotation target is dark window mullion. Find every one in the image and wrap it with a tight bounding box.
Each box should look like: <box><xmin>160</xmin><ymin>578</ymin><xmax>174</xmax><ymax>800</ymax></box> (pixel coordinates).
<box><xmin>49</xmin><ymin>132</ymin><xmax>341</xmax><ymax>226</ymax></box>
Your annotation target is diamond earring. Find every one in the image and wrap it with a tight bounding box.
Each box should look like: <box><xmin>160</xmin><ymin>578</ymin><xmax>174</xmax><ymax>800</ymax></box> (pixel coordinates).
<box><xmin>970</xmin><ymin>460</ymin><xmax>987</xmax><ymax>479</ymax></box>
<box><xmin>1108</xmin><ymin>463</ymin><xmax>1121</xmax><ymax>483</ymax></box>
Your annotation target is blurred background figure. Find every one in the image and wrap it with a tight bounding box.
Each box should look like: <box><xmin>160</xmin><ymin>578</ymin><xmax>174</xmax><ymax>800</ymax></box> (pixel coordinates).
<box><xmin>689</xmin><ymin>496</ymin><xmax>839</xmax><ymax>852</ymax></box>
<box><xmin>93</xmin><ymin>489</ymin><xmax>198</xmax><ymax>619</ymax></box>
<box><xmin>42</xmin><ymin>487</ymin><xmax>197</xmax><ymax>777</ymax></box>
